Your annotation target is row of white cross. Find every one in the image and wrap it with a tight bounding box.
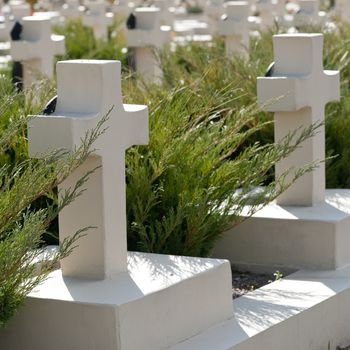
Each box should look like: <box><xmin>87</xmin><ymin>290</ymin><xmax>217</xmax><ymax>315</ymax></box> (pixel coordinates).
<box><xmin>1</xmin><ymin>0</ymin><xmax>346</xmax><ymax>34</ymax></box>
<box><xmin>27</xmin><ymin>32</ymin><xmax>339</xmax><ymax>279</ymax></box>
<box><xmin>5</xmin><ymin>0</ymin><xmax>339</xmax><ymax>88</ymax></box>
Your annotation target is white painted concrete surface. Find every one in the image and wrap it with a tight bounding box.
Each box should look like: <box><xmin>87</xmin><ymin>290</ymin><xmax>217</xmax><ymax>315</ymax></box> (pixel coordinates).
<box><xmin>213</xmin><ymin>189</ymin><xmax>350</xmax><ymax>271</ymax></box>
<box><xmin>257</xmin><ymin>33</ymin><xmax>339</xmax><ymax>206</ymax></box>
<box><xmin>0</xmin><ymin>252</ymin><xmax>233</xmax><ymax>350</ymax></box>
<box><xmin>169</xmin><ymin>266</ymin><xmax>350</xmax><ymax>350</ymax></box>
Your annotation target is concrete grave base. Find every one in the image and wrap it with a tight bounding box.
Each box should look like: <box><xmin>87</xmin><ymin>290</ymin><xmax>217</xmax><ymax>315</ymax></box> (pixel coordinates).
<box><xmin>169</xmin><ymin>266</ymin><xmax>350</xmax><ymax>350</ymax></box>
<box><xmin>0</xmin><ymin>252</ymin><xmax>233</xmax><ymax>350</ymax></box>
<box><xmin>213</xmin><ymin>189</ymin><xmax>350</xmax><ymax>272</ymax></box>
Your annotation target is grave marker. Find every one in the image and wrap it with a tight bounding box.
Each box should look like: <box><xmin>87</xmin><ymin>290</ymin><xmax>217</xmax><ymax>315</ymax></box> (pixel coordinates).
<box><xmin>0</xmin><ymin>59</ymin><xmax>233</xmax><ymax>350</ymax></box>
<box><xmin>153</xmin><ymin>0</ymin><xmax>174</xmax><ymax>25</ymax></box>
<box><xmin>335</xmin><ymin>0</ymin><xmax>350</xmax><ymax>23</ymax></box>
<box><xmin>0</xmin><ymin>15</ymin><xmax>12</xmax><ymax>42</ymax></box>
<box><xmin>10</xmin><ymin>2</ymin><xmax>31</xmax><ymax>20</ymax></box>
<box><xmin>10</xmin><ymin>16</ymin><xmax>65</xmax><ymax>88</ymax></box>
<box><xmin>257</xmin><ymin>33</ymin><xmax>339</xmax><ymax>206</ymax></box>
<box><xmin>256</xmin><ymin>0</ymin><xmax>275</xmax><ymax>28</ymax></box>
<box><xmin>29</xmin><ymin>60</ymin><xmax>148</xmax><ymax>278</ymax></box>
<box><xmin>271</xmin><ymin>0</ymin><xmax>286</xmax><ymax>23</ymax></box>
<box><xmin>218</xmin><ymin>1</ymin><xmax>249</xmax><ymax>58</ymax></box>
<box><xmin>126</xmin><ymin>7</ymin><xmax>171</xmax><ymax>83</ymax></box>
<box><xmin>294</xmin><ymin>0</ymin><xmax>320</xmax><ymax>26</ymax></box>
<box><xmin>61</xmin><ymin>0</ymin><xmax>82</xmax><ymax>19</ymax></box>
<box><xmin>82</xmin><ymin>0</ymin><xmax>114</xmax><ymax>40</ymax></box>
<box><xmin>205</xmin><ymin>0</ymin><xmax>224</xmax><ymax>33</ymax></box>
<box><xmin>112</xmin><ymin>0</ymin><xmax>134</xmax><ymax>20</ymax></box>
<box><xmin>213</xmin><ymin>34</ymin><xmax>347</xmax><ymax>272</ymax></box>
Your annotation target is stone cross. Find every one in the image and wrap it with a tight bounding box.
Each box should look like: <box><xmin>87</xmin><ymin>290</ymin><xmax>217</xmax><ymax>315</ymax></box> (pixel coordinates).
<box><xmin>205</xmin><ymin>0</ymin><xmax>224</xmax><ymax>33</ymax></box>
<box><xmin>10</xmin><ymin>16</ymin><xmax>65</xmax><ymax>88</ymax></box>
<box><xmin>10</xmin><ymin>2</ymin><xmax>31</xmax><ymax>20</ymax></box>
<box><xmin>0</xmin><ymin>15</ymin><xmax>12</xmax><ymax>42</ymax></box>
<box><xmin>112</xmin><ymin>0</ymin><xmax>133</xmax><ymax>20</ymax></box>
<box><xmin>153</xmin><ymin>0</ymin><xmax>174</xmax><ymax>26</ymax></box>
<box><xmin>335</xmin><ymin>0</ymin><xmax>350</xmax><ymax>23</ymax></box>
<box><xmin>126</xmin><ymin>7</ymin><xmax>171</xmax><ymax>84</ymax></box>
<box><xmin>61</xmin><ymin>0</ymin><xmax>82</xmax><ymax>20</ymax></box>
<box><xmin>257</xmin><ymin>34</ymin><xmax>339</xmax><ymax>206</ymax></box>
<box><xmin>28</xmin><ymin>60</ymin><xmax>149</xmax><ymax>279</ymax></box>
<box><xmin>271</xmin><ymin>0</ymin><xmax>285</xmax><ymax>23</ymax></box>
<box><xmin>256</xmin><ymin>0</ymin><xmax>275</xmax><ymax>28</ymax></box>
<box><xmin>294</xmin><ymin>0</ymin><xmax>319</xmax><ymax>26</ymax></box>
<box><xmin>218</xmin><ymin>1</ymin><xmax>249</xmax><ymax>58</ymax></box>
<box><xmin>82</xmin><ymin>0</ymin><xmax>114</xmax><ymax>40</ymax></box>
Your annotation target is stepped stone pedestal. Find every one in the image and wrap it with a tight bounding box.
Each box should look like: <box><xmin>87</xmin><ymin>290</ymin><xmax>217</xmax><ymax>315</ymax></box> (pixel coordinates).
<box><xmin>0</xmin><ymin>59</ymin><xmax>234</xmax><ymax>350</ymax></box>
<box><xmin>1</xmin><ymin>252</ymin><xmax>233</xmax><ymax>350</ymax></box>
<box><xmin>214</xmin><ymin>189</ymin><xmax>350</xmax><ymax>272</ymax></box>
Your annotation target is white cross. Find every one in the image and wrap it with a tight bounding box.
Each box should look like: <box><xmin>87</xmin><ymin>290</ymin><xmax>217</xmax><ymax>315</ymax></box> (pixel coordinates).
<box><xmin>205</xmin><ymin>0</ymin><xmax>224</xmax><ymax>33</ymax></box>
<box><xmin>61</xmin><ymin>0</ymin><xmax>83</xmax><ymax>20</ymax></box>
<box><xmin>82</xmin><ymin>0</ymin><xmax>114</xmax><ymax>40</ymax></box>
<box><xmin>28</xmin><ymin>60</ymin><xmax>149</xmax><ymax>279</ymax></box>
<box><xmin>126</xmin><ymin>7</ymin><xmax>170</xmax><ymax>47</ymax></box>
<box><xmin>335</xmin><ymin>0</ymin><xmax>350</xmax><ymax>23</ymax></box>
<box><xmin>153</xmin><ymin>0</ymin><xmax>174</xmax><ymax>26</ymax></box>
<box><xmin>126</xmin><ymin>7</ymin><xmax>171</xmax><ymax>83</ymax></box>
<box><xmin>111</xmin><ymin>0</ymin><xmax>133</xmax><ymax>20</ymax></box>
<box><xmin>10</xmin><ymin>16</ymin><xmax>65</xmax><ymax>87</ymax></box>
<box><xmin>10</xmin><ymin>2</ymin><xmax>30</xmax><ymax>20</ymax></box>
<box><xmin>218</xmin><ymin>1</ymin><xmax>249</xmax><ymax>58</ymax></box>
<box><xmin>257</xmin><ymin>34</ymin><xmax>339</xmax><ymax>206</ymax></box>
<box><xmin>256</xmin><ymin>0</ymin><xmax>275</xmax><ymax>28</ymax></box>
<box><xmin>271</xmin><ymin>0</ymin><xmax>285</xmax><ymax>23</ymax></box>
<box><xmin>0</xmin><ymin>15</ymin><xmax>12</xmax><ymax>42</ymax></box>
<box><xmin>205</xmin><ymin>0</ymin><xmax>224</xmax><ymax>21</ymax></box>
<box><xmin>294</xmin><ymin>0</ymin><xmax>320</xmax><ymax>26</ymax></box>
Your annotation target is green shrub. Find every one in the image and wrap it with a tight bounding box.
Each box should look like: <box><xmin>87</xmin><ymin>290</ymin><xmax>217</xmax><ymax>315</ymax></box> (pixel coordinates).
<box><xmin>0</xmin><ymin>77</ymin><xmax>105</xmax><ymax>326</ymax></box>
<box><xmin>125</xmin><ymin>80</ymin><xmax>318</xmax><ymax>256</ymax></box>
<box><xmin>4</xmin><ymin>18</ymin><xmax>350</xmax><ymax>261</ymax></box>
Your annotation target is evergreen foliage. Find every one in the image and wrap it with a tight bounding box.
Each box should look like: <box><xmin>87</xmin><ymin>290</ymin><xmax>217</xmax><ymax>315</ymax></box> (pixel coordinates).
<box><xmin>0</xmin><ymin>78</ymin><xmax>106</xmax><ymax>327</ymax></box>
<box><xmin>125</xmin><ymin>81</ymin><xmax>319</xmax><ymax>256</ymax></box>
<box><xmin>3</xmin><ymin>16</ymin><xmax>350</xmax><ymax>325</ymax></box>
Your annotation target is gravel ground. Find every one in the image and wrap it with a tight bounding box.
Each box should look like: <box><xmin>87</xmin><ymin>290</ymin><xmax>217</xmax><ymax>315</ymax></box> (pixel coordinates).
<box><xmin>232</xmin><ymin>270</ymin><xmax>278</xmax><ymax>299</ymax></box>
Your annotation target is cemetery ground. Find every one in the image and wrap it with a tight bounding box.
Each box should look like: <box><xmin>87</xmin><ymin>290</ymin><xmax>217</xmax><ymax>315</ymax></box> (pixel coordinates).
<box><xmin>4</xmin><ymin>12</ymin><xmax>350</xmax><ymax>350</ymax></box>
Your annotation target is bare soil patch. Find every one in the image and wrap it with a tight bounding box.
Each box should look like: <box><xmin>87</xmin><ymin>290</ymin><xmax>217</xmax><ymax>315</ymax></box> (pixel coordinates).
<box><xmin>232</xmin><ymin>270</ymin><xmax>279</xmax><ymax>299</ymax></box>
